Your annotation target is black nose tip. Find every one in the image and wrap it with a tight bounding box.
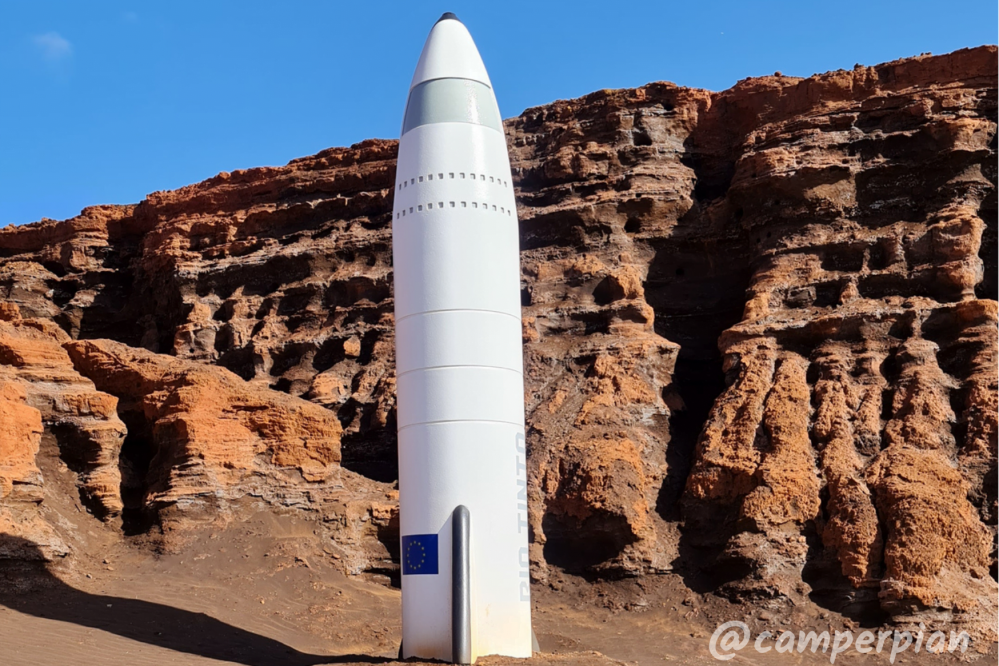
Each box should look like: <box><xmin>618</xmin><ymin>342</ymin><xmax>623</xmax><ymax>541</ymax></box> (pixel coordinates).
<box><xmin>436</xmin><ymin>12</ymin><xmax>460</xmax><ymax>23</ymax></box>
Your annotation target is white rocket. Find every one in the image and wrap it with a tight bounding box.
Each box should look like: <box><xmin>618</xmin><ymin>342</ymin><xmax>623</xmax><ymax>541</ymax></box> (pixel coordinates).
<box><xmin>391</xmin><ymin>12</ymin><xmax>532</xmax><ymax>663</ymax></box>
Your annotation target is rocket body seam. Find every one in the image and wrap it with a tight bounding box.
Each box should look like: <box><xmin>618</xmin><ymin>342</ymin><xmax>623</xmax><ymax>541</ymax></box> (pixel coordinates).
<box><xmin>394</xmin><ymin>308</ymin><xmax>522</xmax><ymax>325</ymax></box>
<box><xmin>407</xmin><ymin>75</ymin><xmax>494</xmax><ymax>91</ymax></box>
<box><xmin>395</xmin><ymin>364</ymin><xmax>523</xmax><ymax>380</ymax></box>
<box><xmin>400</xmin><ymin>120</ymin><xmax>506</xmax><ymax>138</ymax></box>
<box><xmin>397</xmin><ymin>418</ymin><xmax>524</xmax><ymax>434</ymax></box>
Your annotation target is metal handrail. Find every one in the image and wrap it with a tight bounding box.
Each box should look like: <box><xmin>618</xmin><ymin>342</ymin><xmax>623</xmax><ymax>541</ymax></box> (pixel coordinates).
<box><xmin>451</xmin><ymin>504</ymin><xmax>471</xmax><ymax>664</ymax></box>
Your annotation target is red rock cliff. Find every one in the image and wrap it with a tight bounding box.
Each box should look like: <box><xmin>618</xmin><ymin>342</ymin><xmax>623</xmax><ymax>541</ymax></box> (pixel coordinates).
<box><xmin>0</xmin><ymin>46</ymin><xmax>995</xmax><ymax>639</ymax></box>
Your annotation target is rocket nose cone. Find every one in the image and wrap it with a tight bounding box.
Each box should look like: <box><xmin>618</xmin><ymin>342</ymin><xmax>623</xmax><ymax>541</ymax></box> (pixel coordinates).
<box><xmin>436</xmin><ymin>12</ymin><xmax>460</xmax><ymax>23</ymax></box>
<box><xmin>410</xmin><ymin>17</ymin><xmax>491</xmax><ymax>89</ymax></box>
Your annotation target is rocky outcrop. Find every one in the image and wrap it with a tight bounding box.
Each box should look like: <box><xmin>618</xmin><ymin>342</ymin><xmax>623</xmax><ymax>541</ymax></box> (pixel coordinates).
<box><xmin>0</xmin><ymin>46</ymin><xmax>995</xmax><ymax>638</ymax></box>
<box><xmin>521</xmin><ymin>252</ymin><xmax>680</xmax><ymax>577</ymax></box>
<box><xmin>0</xmin><ymin>304</ymin><xmax>126</xmax><ymax>517</ymax></box>
<box><xmin>0</xmin><ymin>304</ymin><xmax>120</xmax><ymax>569</ymax></box>
<box><xmin>670</xmin><ymin>49</ymin><xmax>998</xmax><ymax>636</ymax></box>
<box><xmin>58</xmin><ymin>339</ymin><xmax>397</xmax><ymax>574</ymax></box>
<box><xmin>0</xmin><ymin>367</ymin><xmax>43</xmax><ymax>503</ymax></box>
<box><xmin>64</xmin><ymin>339</ymin><xmax>344</xmax><ymax>530</ymax></box>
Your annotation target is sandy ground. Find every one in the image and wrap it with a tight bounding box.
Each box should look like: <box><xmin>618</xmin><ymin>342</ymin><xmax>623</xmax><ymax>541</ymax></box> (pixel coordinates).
<box><xmin>1</xmin><ymin>512</ymin><xmax>994</xmax><ymax>666</ymax></box>
<box><xmin>0</xmin><ymin>511</ymin><xmax>697</xmax><ymax>666</ymax></box>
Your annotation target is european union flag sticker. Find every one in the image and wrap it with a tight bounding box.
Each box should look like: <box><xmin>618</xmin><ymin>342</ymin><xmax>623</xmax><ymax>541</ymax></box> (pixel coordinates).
<box><xmin>401</xmin><ymin>534</ymin><xmax>438</xmax><ymax>575</ymax></box>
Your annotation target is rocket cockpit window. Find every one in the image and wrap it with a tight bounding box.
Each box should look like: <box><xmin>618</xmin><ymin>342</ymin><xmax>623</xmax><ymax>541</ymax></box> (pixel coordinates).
<box><xmin>402</xmin><ymin>78</ymin><xmax>503</xmax><ymax>134</ymax></box>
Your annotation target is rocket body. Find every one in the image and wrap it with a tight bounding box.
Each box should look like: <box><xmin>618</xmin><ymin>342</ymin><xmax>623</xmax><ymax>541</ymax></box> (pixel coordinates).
<box><xmin>391</xmin><ymin>14</ymin><xmax>532</xmax><ymax>662</ymax></box>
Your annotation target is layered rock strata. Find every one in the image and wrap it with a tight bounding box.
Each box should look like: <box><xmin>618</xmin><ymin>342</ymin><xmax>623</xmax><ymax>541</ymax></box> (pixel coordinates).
<box><xmin>0</xmin><ymin>46</ymin><xmax>995</xmax><ymax>638</ymax></box>
<box><xmin>64</xmin><ymin>339</ymin><xmax>344</xmax><ymax>529</ymax></box>
<box><xmin>0</xmin><ymin>304</ymin><xmax>125</xmax><ymax>517</ymax></box>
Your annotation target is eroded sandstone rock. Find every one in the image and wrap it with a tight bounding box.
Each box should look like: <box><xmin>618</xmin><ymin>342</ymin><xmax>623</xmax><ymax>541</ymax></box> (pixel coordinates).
<box><xmin>0</xmin><ymin>369</ymin><xmax>43</xmax><ymax>503</ymax></box>
<box><xmin>0</xmin><ymin>46</ymin><xmax>994</xmax><ymax>639</ymax></box>
<box><xmin>0</xmin><ymin>305</ymin><xmax>126</xmax><ymax>517</ymax></box>
<box><xmin>64</xmin><ymin>339</ymin><xmax>344</xmax><ymax>530</ymax></box>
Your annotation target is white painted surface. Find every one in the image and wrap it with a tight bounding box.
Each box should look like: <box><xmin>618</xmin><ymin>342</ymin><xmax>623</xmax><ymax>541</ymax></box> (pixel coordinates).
<box><xmin>409</xmin><ymin>18</ymin><xmax>492</xmax><ymax>89</ymax></box>
<box><xmin>392</xmin><ymin>15</ymin><xmax>532</xmax><ymax>662</ymax></box>
<box><xmin>396</xmin><ymin>366</ymin><xmax>524</xmax><ymax>429</ymax></box>
<box><xmin>398</xmin><ymin>422</ymin><xmax>531</xmax><ymax>660</ymax></box>
<box><xmin>396</xmin><ymin>310</ymin><xmax>523</xmax><ymax>375</ymax></box>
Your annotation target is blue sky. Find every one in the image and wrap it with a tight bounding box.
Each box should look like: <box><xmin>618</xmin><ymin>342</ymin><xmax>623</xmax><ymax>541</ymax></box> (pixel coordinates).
<box><xmin>1</xmin><ymin>1</ymin><xmax>995</xmax><ymax>226</ymax></box>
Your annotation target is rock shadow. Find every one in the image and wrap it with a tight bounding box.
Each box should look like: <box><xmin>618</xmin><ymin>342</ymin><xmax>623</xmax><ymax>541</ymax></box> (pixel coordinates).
<box><xmin>0</xmin><ymin>535</ymin><xmax>388</xmax><ymax>666</ymax></box>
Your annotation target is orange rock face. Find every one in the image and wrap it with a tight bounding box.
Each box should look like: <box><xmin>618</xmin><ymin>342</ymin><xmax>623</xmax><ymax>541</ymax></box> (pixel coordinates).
<box><xmin>0</xmin><ymin>370</ymin><xmax>43</xmax><ymax>503</ymax></box>
<box><xmin>672</xmin><ymin>48</ymin><xmax>998</xmax><ymax>636</ymax></box>
<box><xmin>0</xmin><ymin>46</ymin><xmax>995</xmax><ymax>638</ymax></box>
<box><xmin>0</xmin><ymin>304</ymin><xmax>125</xmax><ymax>516</ymax></box>
<box><xmin>64</xmin><ymin>339</ymin><xmax>343</xmax><ymax>531</ymax></box>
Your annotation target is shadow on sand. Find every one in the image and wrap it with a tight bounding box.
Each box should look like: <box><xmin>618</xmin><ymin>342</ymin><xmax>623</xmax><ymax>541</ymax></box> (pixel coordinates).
<box><xmin>0</xmin><ymin>535</ymin><xmax>390</xmax><ymax>666</ymax></box>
